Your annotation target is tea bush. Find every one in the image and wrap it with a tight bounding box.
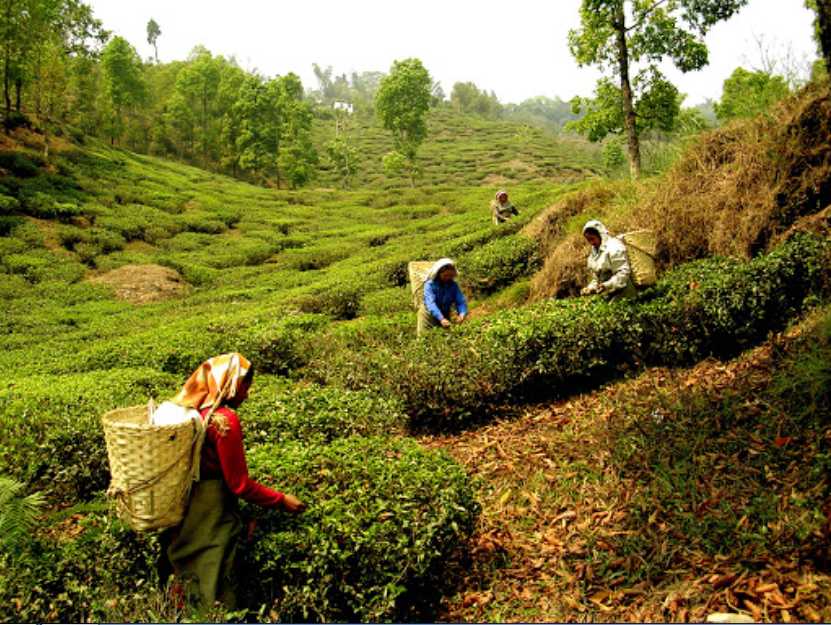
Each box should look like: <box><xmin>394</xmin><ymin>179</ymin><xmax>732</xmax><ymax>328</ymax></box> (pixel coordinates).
<box><xmin>312</xmin><ymin>234</ymin><xmax>831</xmax><ymax>428</ymax></box>
<box><xmin>0</xmin><ymin>504</ymin><xmax>162</xmax><ymax>623</ymax></box>
<box><xmin>242</xmin><ymin>379</ymin><xmax>406</xmax><ymax>446</ymax></box>
<box><xmin>0</xmin><ymin>368</ymin><xmax>179</xmax><ymax>501</ymax></box>
<box><xmin>458</xmin><ymin>233</ymin><xmax>540</xmax><ymax>294</ymax></box>
<box><xmin>242</xmin><ymin>436</ymin><xmax>479</xmax><ymax>622</ymax></box>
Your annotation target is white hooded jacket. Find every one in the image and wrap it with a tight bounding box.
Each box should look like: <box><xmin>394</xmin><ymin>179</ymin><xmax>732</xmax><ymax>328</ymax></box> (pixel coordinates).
<box><xmin>583</xmin><ymin>220</ymin><xmax>632</xmax><ymax>293</ymax></box>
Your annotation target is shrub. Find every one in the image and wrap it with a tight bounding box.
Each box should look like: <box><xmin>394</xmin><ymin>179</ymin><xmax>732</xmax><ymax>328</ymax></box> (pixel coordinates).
<box><xmin>311</xmin><ymin>234</ymin><xmax>831</xmax><ymax>428</ymax></box>
<box><xmin>234</xmin><ymin>313</ymin><xmax>328</xmax><ymax>375</ymax></box>
<box><xmin>242</xmin><ymin>379</ymin><xmax>406</xmax><ymax>446</ymax></box>
<box><xmin>459</xmin><ymin>233</ymin><xmax>540</xmax><ymax>294</ymax></box>
<box><xmin>0</xmin><ymin>193</ymin><xmax>20</xmax><ymax>214</ymax></box>
<box><xmin>0</xmin><ymin>503</ymin><xmax>163</xmax><ymax>623</ymax></box>
<box><xmin>0</xmin><ymin>237</ymin><xmax>26</xmax><ymax>259</ymax></box>
<box><xmin>0</xmin><ymin>368</ymin><xmax>179</xmax><ymax>502</ymax></box>
<box><xmin>241</xmin><ymin>436</ymin><xmax>479</xmax><ymax>622</ymax></box>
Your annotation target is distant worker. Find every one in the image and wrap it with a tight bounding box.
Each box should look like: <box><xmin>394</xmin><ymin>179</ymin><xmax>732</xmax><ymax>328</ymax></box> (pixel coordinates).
<box><xmin>491</xmin><ymin>189</ymin><xmax>519</xmax><ymax>225</ymax></box>
<box><xmin>418</xmin><ymin>258</ymin><xmax>468</xmax><ymax>336</ymax></box>
<box><xmin>580</xmin><ymin>220</ymin><xmax>636</xmax><ymax>300</ymax></box>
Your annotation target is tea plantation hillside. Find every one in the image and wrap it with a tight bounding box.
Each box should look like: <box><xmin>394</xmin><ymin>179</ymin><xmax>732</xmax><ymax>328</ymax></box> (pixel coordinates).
<box><xmin>0</xmin><ymin>129</ymin><xmax>589</xmax><ymax>621</ymax></box>
<box><xmin>1</xmin><ymin>85</ymin><xmax>830</xmax><ymax>623</ymax></box>
<box><xmin>312</xmin><ymin>107</ymin><xmax>602</xmax><ymax>188</ymax></box>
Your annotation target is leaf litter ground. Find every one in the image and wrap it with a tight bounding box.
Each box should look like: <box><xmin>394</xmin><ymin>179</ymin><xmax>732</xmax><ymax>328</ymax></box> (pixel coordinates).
<box><xmin>421</xmin><ymin>309</ymin><xmax>831</xmax><ymax>623</ymax></box>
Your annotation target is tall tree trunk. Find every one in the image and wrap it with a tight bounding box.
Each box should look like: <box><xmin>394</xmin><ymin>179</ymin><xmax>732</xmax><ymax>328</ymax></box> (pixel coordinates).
<box><xmin>14</xmin><ymin>76</ymin><xmax>20</xmax><ymax>113</ymax></box>
<box><xmin>3</xmin><ymin>54</ymin><xmax>10</xmax><ymax>121</ymax></box>
<box><xmin>817</xmin><ymin>0</ymin><xmax>831</xmax><ymax>76</ymax></box>
<box><xmin>3</xmin><ymin>1</ymin><xmax>11</xmax><ymax>121</ymax></box>
<box><xmin>153</xmin><ymin>43</ymin><xmax>158</xmax><ymax>64</ymax></box>
<box><xmin>614</xmin><ymin>2</ymin><xmax>641</xmax><ymax>179</ymax></box>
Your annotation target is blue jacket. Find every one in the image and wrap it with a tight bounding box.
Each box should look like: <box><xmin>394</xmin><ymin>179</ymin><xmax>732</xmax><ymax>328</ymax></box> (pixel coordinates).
<box><xmin>423</xmin><ymin>279</ymin><xmax>468</xmax><ymax>321</ymax></box>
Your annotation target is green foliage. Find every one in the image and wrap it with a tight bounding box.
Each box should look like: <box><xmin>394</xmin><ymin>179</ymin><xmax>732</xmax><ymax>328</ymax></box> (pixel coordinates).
<box><xmin>312</xmin><ymin>235</ymin><xmax>830</xmax><ymax>429</ymax></box>
<box><xmin>375</xmin><ymin>58</ymin><xmax>432</xmax><ymax>184</ymax></box>
<box><xmin>242</xmin><ymin>436</ymin><xmax>479</xmax><ymax>622</ymax></box>
<box><xmin>101</xmin><ymin>37</ymin><xmax>147</xmax><ymax>144</ymax></box>
<box><xmin>0</xmin><ymin>505</ymin><xmax>164</xmax><ymax>623</ymax></box>
<box><xmin>0</xmin><ymin>476</ymin><xmax>45</xmax><ymax>556</ymax></box>
<box><xmin>325</xmin><ymin>135</ymin><xmax>358</xmax><ymax>188</ymax></box>
<box><xmin>450</xmin><ymin>81</ymin><xmax>502</xmax><ymax>118</ymax></box>
<box><xmin>568</xmin><ymin>0</ymin><xmax>748</xmax><ymax>175</ymax></box>
<box><xmin>460</xmin><ymin>234</ymin><xmax>540</xmax><ymax>294</ymax></box>
<box><xmin>242</xmin><ymin>380</ymin><xmax>406</xmax><ymax>446</ymax></box>
<box><xmin>0</xmin><ymin>368</ymin><xmax>179</xmax><ymax>501</ymax></box>
<box><xmin>714</xmin><ymin>67</ymin><xmax>790</xmax><ymax>122</ymax></box>
<box><xmin>568</xmin><ymin>71</ymin><xmax>682</xmax><ymax>140</ymax></box>
<box><xmin>602</xmin><ymin>136</ymin><xmax>626</xmax><ymax>172</ymax></box>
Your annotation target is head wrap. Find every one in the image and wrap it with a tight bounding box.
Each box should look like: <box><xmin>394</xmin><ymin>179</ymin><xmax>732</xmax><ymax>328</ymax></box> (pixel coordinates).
<box><xmin>496</xmin><ymin>189</ymin><xmax>508</xmax><ymax>201</ymax></box>
<box><xmin>582</xmin><ymin>219</ymin><xmax>610</xmax><ymax>245</ymax></box>
<box><xmin>428</xmin><ymin>257</ymin><xmax>457</xmax><ymax>281</ymax></box>
<box><xmin>172</xmin><ymin>352</ymin><xmax>252</xmax><ymax>412</ymax></box>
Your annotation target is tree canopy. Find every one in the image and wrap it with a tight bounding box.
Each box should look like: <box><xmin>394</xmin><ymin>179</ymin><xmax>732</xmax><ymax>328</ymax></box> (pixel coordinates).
<box><xmin>568</xmin><ymin>0</ymin><xmax>748</xmax><ymax>177</ymax></box>
<box><xmin>375</xmin><ymin>58</ymin><xmax>432</xmax><ymax>186</ymax></box>
<box><xmin>714</xmin><ymin>67</ymin><xmax>790</xmax><ymax>122</ymax></box>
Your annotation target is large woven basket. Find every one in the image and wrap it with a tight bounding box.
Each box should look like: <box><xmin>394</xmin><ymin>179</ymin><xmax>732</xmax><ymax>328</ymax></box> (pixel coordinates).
<box><xmin>407</xmin><ymin>261</ymin><xmax>434</xmax><ymax>309</ymax></box>
<box><xmin>102</xmin><ymin>405</ymin><xmax>202</xmax><ymax>531</ymax></box>
<box><xmin>620</xmin><ymin>230</ymin><xmax>657</xmax><ymax>287</ymax></box>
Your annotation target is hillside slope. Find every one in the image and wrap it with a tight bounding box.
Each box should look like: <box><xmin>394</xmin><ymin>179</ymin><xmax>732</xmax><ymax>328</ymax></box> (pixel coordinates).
<box><xmin>312</xmin><ymin>107</ymin><xmax>602</xmax><ymax>188</ymax></box>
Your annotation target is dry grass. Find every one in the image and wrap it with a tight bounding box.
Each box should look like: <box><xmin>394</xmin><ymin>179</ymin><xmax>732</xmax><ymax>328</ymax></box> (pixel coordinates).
<box><xmin>527</xmin><ymin>85</ymin><xmax>831</xmax><ymax>300</ymax></box>
<box><xmin>88</xmin><ymin>264</ymin><xmax>189</xmax><ymax>304</ymax></box>
<box><xmin>641</xmin><ymin>85</ymin><xmax>831</xmax><ymax>265</ymax></box>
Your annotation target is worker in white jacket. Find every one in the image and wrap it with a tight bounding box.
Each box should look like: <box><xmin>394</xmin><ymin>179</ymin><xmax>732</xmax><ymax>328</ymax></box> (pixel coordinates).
<box><xmin>580</xmin><ymin>220</ymin><xmax>637</xmax><ymax>300</ymax></box>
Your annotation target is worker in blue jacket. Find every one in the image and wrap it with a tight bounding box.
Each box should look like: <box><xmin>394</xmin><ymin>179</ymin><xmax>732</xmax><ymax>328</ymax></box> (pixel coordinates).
<box><xmin>417</xmin><ymin>258</ymin><xmax>469</xmax><ymax>336</ymax></box>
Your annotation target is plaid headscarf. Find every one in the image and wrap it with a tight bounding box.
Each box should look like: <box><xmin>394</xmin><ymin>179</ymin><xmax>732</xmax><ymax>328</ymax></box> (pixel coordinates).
<box><xmin>172</xmin><ymin>352</ymin><xmax>252</xmax><ymax>412</ymax></box>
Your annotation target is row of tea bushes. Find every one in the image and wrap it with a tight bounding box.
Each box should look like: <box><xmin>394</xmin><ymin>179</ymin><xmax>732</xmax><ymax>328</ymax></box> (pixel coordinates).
<box><xmin>0</xmin><ymin>436</ymin><xmax>478</xmax><ymax>623</ymax></box>
<box><xmin>241</xmin><ymin>436</ymin><xmax>479</xmax><ymax>622</ymax></box>
<box><xmin>0</xmin><ymin>369</ymin><xmax>403</xmax><ymax>503</ymax></box>
<box><xmin>309</xmin><ymin>234</ymin><xmax>831</xmax><ymax>428</ymax></box>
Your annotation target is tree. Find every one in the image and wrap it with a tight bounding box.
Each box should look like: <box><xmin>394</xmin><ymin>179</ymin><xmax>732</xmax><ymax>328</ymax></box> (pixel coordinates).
<box><xmin>1</xmin><ymin>0</ymin><xmax>105</xmax><ymax>121</ymax></box>
<box><xmin>146</xmin><ymin>18</ymin><xmax>160</xmax><ymax>63</ymax></box>
<box><xmin>714</xmin><ymin>67</ymin><xmax>789</xmax><ymax>122</ymax></box>
<box><xmin>568</xmin><ymin>69</ymin><xmax>681</xmax><ymax>141</ymax></box>
<box><xmin>568</xmin><ymin>0</ymin><xmax>748</xmax><ymax>178</ymax></box>
<box><xmin>100</xmin><ymin>36</ymin><xmax>146</xmax><ymax>144</ymax></box>
<box><xmin>229</xmin><ymin>75</ymin><xmax>280</xmax><ymax>180</ymax></box>
<box><xmin>806</xmin><ymin>0</ymin><xmax>831</xmax><ymax>76</ymax></box>
<box><xmin>375</xmin><ymin>58</ymin><xmax>432</xmax><ymax>187</ymax></box>
<box><xmin>175</xmin><ymin>47</ymin><xmax>221</xmax><ymax>166</ymax></box>
<box><xmin>275</xmin><ymin>72</ymin><xmax>316</xmax><ymax>188</ymax></box>
<box><xmin>326</xmin><ymin>135</ymin><xmax>358</xmax><ymax>188</ymax></box>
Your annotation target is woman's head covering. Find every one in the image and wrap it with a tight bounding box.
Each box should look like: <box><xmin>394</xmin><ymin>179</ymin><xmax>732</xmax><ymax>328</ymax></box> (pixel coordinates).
<box><xmin>428</xmin><ymin>257</ymin><xmax>457</xmax><ymax>281</ymax></box>
<box><xmin>582</xmin><ymin>219</ymin><xmax>610</xmax><ymax>244</ymax></box>
<box><xmin>173</xmin><ymin>352</ymin><xmax>252</xmax><ymax>411</ymax></box>
<box><xmin>496</xmin><ymin>189</ymin><xmax>508</xmax><ymax>201</ymax></box>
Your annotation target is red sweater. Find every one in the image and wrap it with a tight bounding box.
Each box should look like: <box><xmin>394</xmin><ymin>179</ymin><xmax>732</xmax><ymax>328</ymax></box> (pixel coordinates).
<box><xmin>199</xmin><ymin>406</ymin><xmax>284</xmax><ymax>509</ymax></box>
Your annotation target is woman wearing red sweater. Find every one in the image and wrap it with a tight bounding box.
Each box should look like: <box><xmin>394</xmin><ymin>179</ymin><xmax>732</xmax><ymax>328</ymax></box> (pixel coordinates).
<box><xmin>160</xmin><ymin>352</ymin><xmax>304</xmax><ymax>610</ymax></box>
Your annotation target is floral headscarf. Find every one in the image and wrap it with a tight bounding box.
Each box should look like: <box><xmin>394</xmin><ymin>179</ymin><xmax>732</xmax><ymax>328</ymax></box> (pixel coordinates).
<box><xmin>172</xmin><ymin>352</ymin><xmax>252</xmax><ymax>412</ymax></box>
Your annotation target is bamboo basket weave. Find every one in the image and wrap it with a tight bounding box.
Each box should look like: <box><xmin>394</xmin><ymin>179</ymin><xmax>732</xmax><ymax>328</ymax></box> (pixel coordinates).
<box><xmin>102</xmin><ymin>405</ymin><xmax>203</xmax><ymax>531</ymax></box>
<box><xmin>407</xmin><ymin>261</ymin><xmax>434</xmax><ymax>309</ymax></box>
<box><xmin>619</xmin><ymin>230</ymin><xmax>657</xmax><ymax>287</ymax></box>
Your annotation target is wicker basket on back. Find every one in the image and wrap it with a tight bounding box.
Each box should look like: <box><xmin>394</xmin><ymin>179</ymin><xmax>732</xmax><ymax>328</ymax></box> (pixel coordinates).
<box><xmin>619</xmin><ymin>229</ymin><xmax>657</xmax><ymax>287</ymax></box>
<box><xmin>407</xmin><ymin>261</ymin><xmax>434</xmax><ymax>309</ymax></box>
<box><xmin>102</xmin><ymin>405</ymin><xmax>204</xmax><ymax>531</ymax></box>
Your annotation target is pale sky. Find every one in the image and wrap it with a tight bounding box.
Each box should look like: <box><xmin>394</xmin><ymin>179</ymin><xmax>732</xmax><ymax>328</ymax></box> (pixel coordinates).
<box><xmin>86</xmin><ymin>0</ymin><xmax>819</xmax><ymax>106</ymax></box>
